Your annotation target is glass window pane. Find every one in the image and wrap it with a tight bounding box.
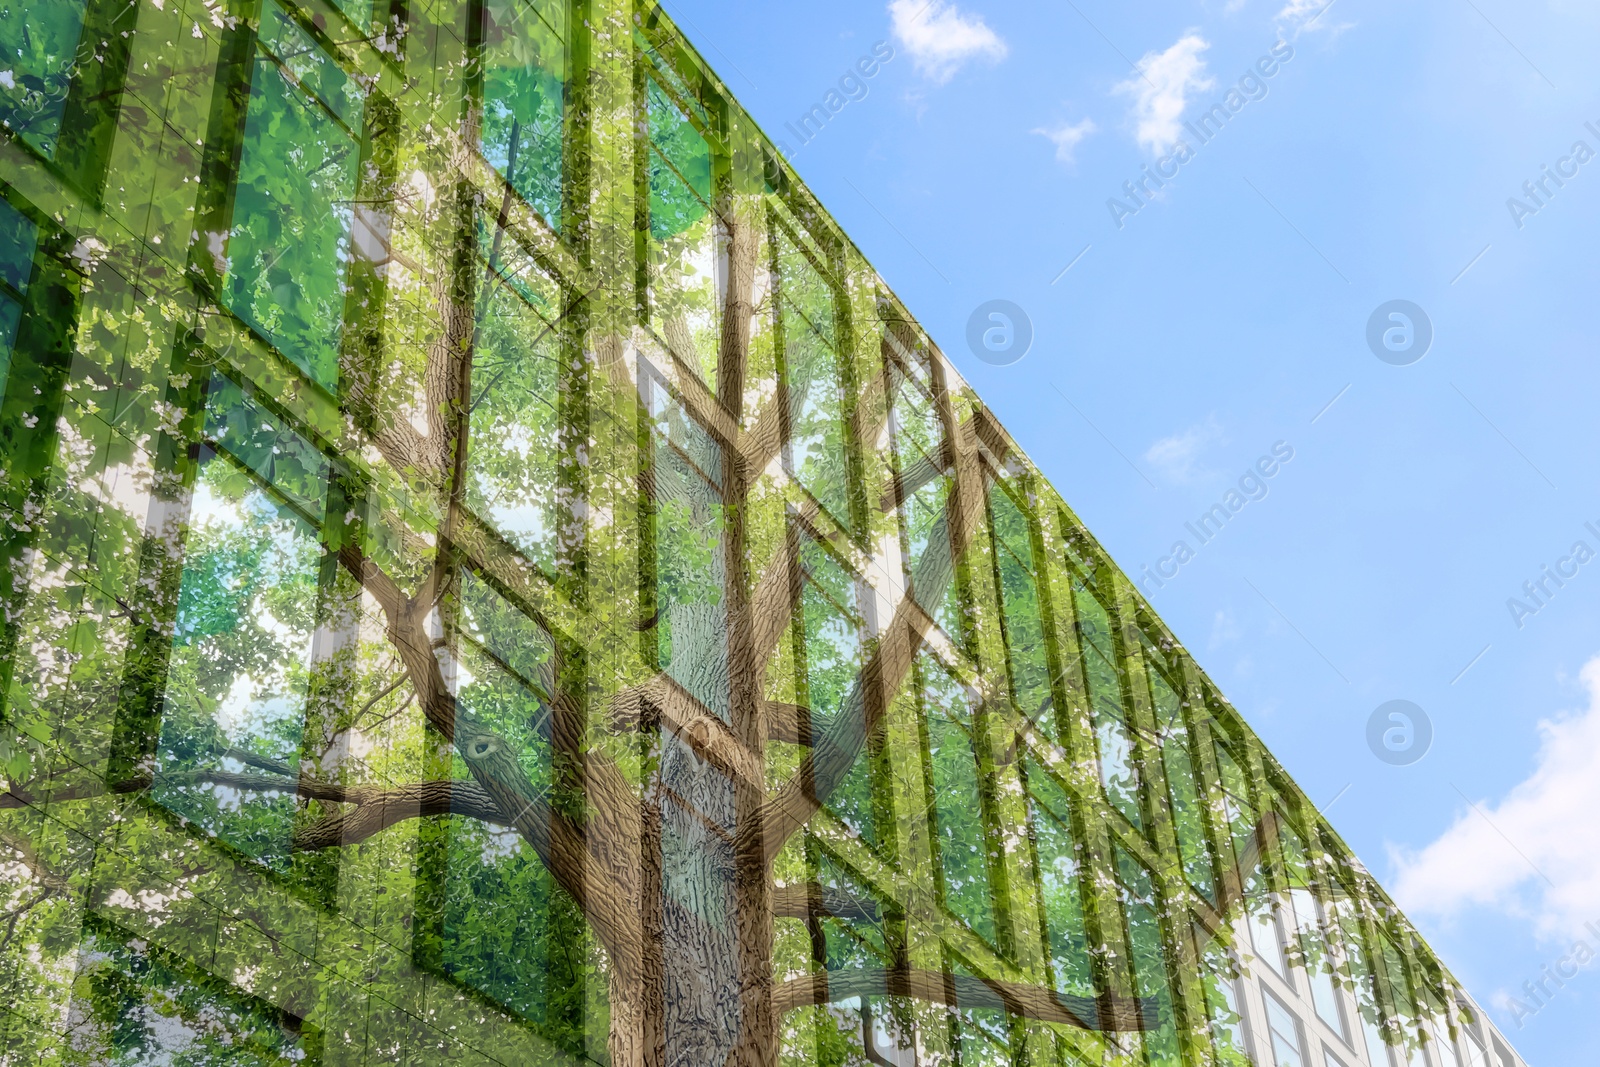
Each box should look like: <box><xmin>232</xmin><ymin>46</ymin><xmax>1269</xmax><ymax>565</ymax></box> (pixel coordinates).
<box><xmin>948</xmin><ymin>957</ymin><xmax>1013</xmax><ymax>1066</ymax></box>
<box><xmin>153</xmin><ymin>449</ymin><xmax>327</xmax><ymax>868</ymax></box>
<box><xmin>892</xmin><ymin>370</ymin><xmax>959</xmax><ymax>636</ymax></box>
<box><xmin>798</xmin><ymin>539</ymin><xmax>858</xmax><ymax>715</ymax></box>
<box><xmin>68</xmin><ymin>921</ymin><xmax>315</xmax><ymax>1064</ymax></box>
<box><xmin>779</xmin><ymin>227</ymin><xmax>850</xmax><ymax>524</ymax></box>
<box><xmin>646</xmin><ymin>375</ymin><xmax>729</xmax><ymax>722</ymax></box>
<box><xmin>329</xmin><ymin>0</ymin><xmax>369</xmax><ymax>26</ymax></box>
<box><xmin>1115</xmin><ymin>848</ymin><xmax>1182</xmax><ymax>1067</ymax></box>
<box><xmin>1070</xmin><ymin>575</ymin><xmax>1142</xmax><ymax>827</ymax></box>
<box><xmin>648</xmin><ymin>199</ymin><xmax>722</xmax><ymax>385</ymax></box>
<box><xmin>0</xmin><ymin>196</ymin><xmax>37</xmax><ymax>401</ymax></box>
<box><xmin>1311</xmin><ymin>967</ymin><xmax>1347</xmax><ymax>1039</ymax></box>
<box><xmin>1349</xmin><ymin>940</ymin><xmax>1396</xmax><ymax>1067</ymax></box>
<box><xmin>992</xmin><ymin>490</ymin><xmax>1052</xmax><ymax>732</ymax></box>
<box><xmin>1094</xmin><ymin>710</ymin><xmax>1141</xmax><ymax>827</ymax></box>
<box><xmin>422</xmin><ymin>576</ymin><xmax>587</xmax><ymax>1053</ymax></box>
<box><xmin>1023</xmin><ymin>758</ymin><xmax>1093</xmax><ymax>997</ymax></box>
<box><xmin>925</xmin><ymin>654</ymin><xmax>995</xmax><ymax>943</ymax></box>
<box><xmin>1290</xmin><ymin>887</ymin><xmax>1348</xmax><ymax>1040</ymax></box>
<box><xmin>1215</xmin><ymin>740</ymin><xmax>1259</xmax><ymax>871</ymax></box>
<box><xmin>1149</xmin><ymin>660</ymin><xmax>1215</xmax><ymax>901</ymax></box>
<box><xmin>0</xmin><ymin>0</ymin><xmax>87</xmax><ymax>158</ymax></box>
<box><xmin>1203</xmin><ymin>954</ymin><xmax>1252</xmax><ymax>1067</ymax></box>
<box><xmin>640</xmin><ymin>44</ymin><xmax>719</xmax><ymax>382</ymax></box>
<box><xmin>225</xmin><ymin>2</ymin><xmax>364</xmax><ymax>390</ymax></box>
<box><xmin>0</xmin><ymin>194</ymin><xmax>37</xmax><ymax>292</ymax></box>
<box><xmin>904</xmin><ymin>472</ymin><xmax>958</xmax><ymax>630</ymax></box>
<box><xmin>813</xmin><ymin>851</ymin><xmax>886</xmax><ymax>970</ymax></box>
<box><xmin>256</xmin><ymin>2</ymin><xmax>362</xmax><ymax>127</ymax></box>
<box><xmin>887</xmin><ymin>361</ymin><xmax>941</xmax><ymax>474</ymax></box>
<box><xmin>1251</xmin><ymin>901</ymin><xmax>1290</xmax><ymax>980</ymax></box>
<box><xmin>800</xmin><ymin>539</ymin><xmax>871</xmax><ymax>842</ymax></box>
<box><xmin>203</xmin><ymin>373</ymin><xmax>330</xmax><ymax>522</ymax></box>
<box><xmin>424</xmin><ymin>815</ymin><xmax>591</xmax><ymax>1052</ymax></box>
<box><xmin>1381</xmin><ymin>933</ymin><xmax>1419</xmax><ymax>1021</ymax></box>
<box><xmin>468</xmin><ymin>257</ymin><xmax>564</xmax><ymax>571</ymax></box>
<box><xmin>646</xmin><ymin>76</ymin><xmax>711</xmax><ymax>242</ymax></box>
<box><xmin>482</xmin><ymin>0</ymin><xmax>566</xmax><ymax>228</ymax></box>
<box><xmin>0</xmin><ymin>295</ymin><xmax>19</xmax><ymax>402</ymax></box>
<box><xmin>1431</xmin><ymin>1023</ymin><xmax>1461</xmax><ymax>1067</ymax></box>
<box><xmin>1068</xmin><ymin>575</ymin><xmax>1145</xmax><ymax>825</ymax></box>
<box><xmin>1265</xmin><ymin>993</ymin><xmax>1307</xmax><ymax>1067</ymax></box>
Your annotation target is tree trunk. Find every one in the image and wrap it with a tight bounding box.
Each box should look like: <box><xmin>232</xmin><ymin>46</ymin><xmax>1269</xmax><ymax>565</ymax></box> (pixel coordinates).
<box><xmin>657</xmin><ymin>602</ymin><xmax>744</xmax><ymax>1066</ymax></box>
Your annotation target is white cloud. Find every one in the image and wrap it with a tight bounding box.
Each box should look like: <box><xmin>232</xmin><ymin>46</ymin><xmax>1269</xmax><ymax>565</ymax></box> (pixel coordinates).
<box><xmin>1209</xmin><ymin>609</ymin><xmax>1241</xmax><ymax>651</ymax></box>
<box><xmin>888</xmin><ymin>0</ymin><xmax>1008</xmax><ymax>85</ymax></box>
<box><xmin>1391</xmin><ymin>655</ymin><xmax>1600</xmax><ymax>943</ymax></box>
<box><xmin>1033</xmin><ymin>118</ymin><xmax>1097</xmax><ymax>165</ymax></box>
<box><xmin>1114</xmin><ymin>33</ymin><xmax>1214</xmax><ymax>156</ymax></box>
<box><xmin>1276</xmin><ymin>0</ymin><xmax>1350</xmax><ymax>39</ymax></box>
<box><xmin>1144</xmin><ymin>416</ymin><xmax>1224</xmax><ymax>483</ymax></box>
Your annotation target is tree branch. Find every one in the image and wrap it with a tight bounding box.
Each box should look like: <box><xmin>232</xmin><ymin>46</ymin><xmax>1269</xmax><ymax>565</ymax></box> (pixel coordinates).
<box><xmin>772</xmin><ymin>967</ymin><xmax>1157</xmax><ymax>1032</ymax></box>
<box><xmin>291</xmin><ymin>778</ymin><xmax>512</xmax><ymax>851</ymax></box>
<box><xmin>771</xmin><ymin>882</ymin><xmax>879</xmax><ymax>924</ymax></box>
<box><xmin>754</xmin><ymin>419</ymin><xmax>991</xmax><ymax>865</ymax></box>
<box><xmin>765</xmin><ymin>702</ymin><xmax>825</xmax><ymax>747</ymax></box>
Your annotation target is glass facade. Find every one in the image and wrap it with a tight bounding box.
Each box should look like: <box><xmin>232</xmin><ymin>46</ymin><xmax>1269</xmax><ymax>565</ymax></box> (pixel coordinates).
<box><xmin>0</xmin><ymin>1</ymin><xmax>1529</xmax><ymax>1065</ymax></box>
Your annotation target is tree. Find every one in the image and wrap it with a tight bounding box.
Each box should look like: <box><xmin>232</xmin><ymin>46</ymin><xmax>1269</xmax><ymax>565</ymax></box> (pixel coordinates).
<box><xmin>0</xmin><ymin>0</ymin><xmax>1473</xmax><ymax>1065</ymax></box>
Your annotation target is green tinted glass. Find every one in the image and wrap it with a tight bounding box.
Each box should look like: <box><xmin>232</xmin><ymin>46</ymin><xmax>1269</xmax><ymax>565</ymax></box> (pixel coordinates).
<box><xmin>0</xmin><ymin>0</ymin><xmax>87</xmax><ymax>158</ymax></box>
<box><xmin>925</xmin><ymin>653</ymin><xmax>996</xmax><ymax>943</ymax></box>
<box><xmin>482</xmin><ymin>0</ymin><xmax>566</xmax><ymax>228</ymax></box>
<box><xmin>224</xmin><ymin>2</ymin><xmax>363</xmax><ymax>390</ymax></box>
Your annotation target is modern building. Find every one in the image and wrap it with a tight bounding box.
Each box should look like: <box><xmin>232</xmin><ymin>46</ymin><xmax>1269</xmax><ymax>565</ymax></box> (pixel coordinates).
<box><xmin>0</xmin><ymin>0</ymin><xmax>1529</xmax><ymax>1064</ymax></box>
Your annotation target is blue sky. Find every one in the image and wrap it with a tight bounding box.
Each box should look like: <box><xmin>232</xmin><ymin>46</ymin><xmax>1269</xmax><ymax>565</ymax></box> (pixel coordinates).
<box><xmin>663</xmin><ymin>0</ymin><xmax>1600</xmax><ymax>1058</ymax></box>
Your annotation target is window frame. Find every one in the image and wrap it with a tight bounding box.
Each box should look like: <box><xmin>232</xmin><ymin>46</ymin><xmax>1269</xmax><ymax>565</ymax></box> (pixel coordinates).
<box><xmin>1263</xmin><ymin>988</ymin><xmax>1311</xmax><ymax>1067</ymax></box>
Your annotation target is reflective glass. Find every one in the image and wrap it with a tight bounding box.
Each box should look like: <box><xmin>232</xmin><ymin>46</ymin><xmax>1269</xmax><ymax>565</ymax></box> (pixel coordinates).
<box><xmin>64</xmin><ymin>921</ymin><xmax>316</xmax><ymax>1064</ymax></box>
<box><xmin>892</xmin><ymin>363</ymin><xmax>959</xmax><ymax>636</ymax></box>
<box><xmin>1024</xmin><ymin>756</ymin><xmax>1094</xmax><ymax>997</ymax></box>
<box><xmin>778</xmin><ymin>224</ymin><xmax>850</xmax><ymax>524</ymax></box>
<box><xmin>646</xmin><ymin>371</ymin><xmax>729</xmax><ymax>721</ymax></box>
<box><xmin>1148</xmin><ymin>655</ymin><xmax>1216</xmax><ymax>901</ymax></box>
<box><xmin>992</xmin><ymin>487</ymin><xmax>1052</xmax><ymax>733</ymax></box>
<box><xmin>0</xmin><ymin>194</ymin><xmax>36</xmax><ymax>292</ymax></box>
<box><xmin>152</xmin><ymin>441</ymin><xmax>328</xmax><ymax>867</ymax></box>
<box><xmin>468</xmin><ymin>244</ymin><xmax>564</xmax><ymax>571</ymax></box>
<box><xmin>1072</xmin><ymin>573</ymin><xmax>1142</xmax><ymax>827</ymax></box>
<box><xmin>1265</xmin><ymin>992</ymin><xmax>1308</xmax><ymax>1067</ymax></box>
<box><xmin>483</xmin><ymin>0</ymin><xmax>566</xmax><ymax>228</ymax></box>
<box><xmin>225</xmin><ymin>1</ymin><xmax>363</xmax><ymax>390</ymax></box>
<box><xmin>0</xmin><ymin>0</ymin><xmax>86</xmax><ymax>158</ymax></box>
<box><xmin>925</xmin><ymin>653</ymin><xmax>996</xmax><ymax>942</ymax></box>
<box><xmin>1116</xmin><ymin>848</ymin><xmax>1182</xmax><ymax>1067</ymax></box>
